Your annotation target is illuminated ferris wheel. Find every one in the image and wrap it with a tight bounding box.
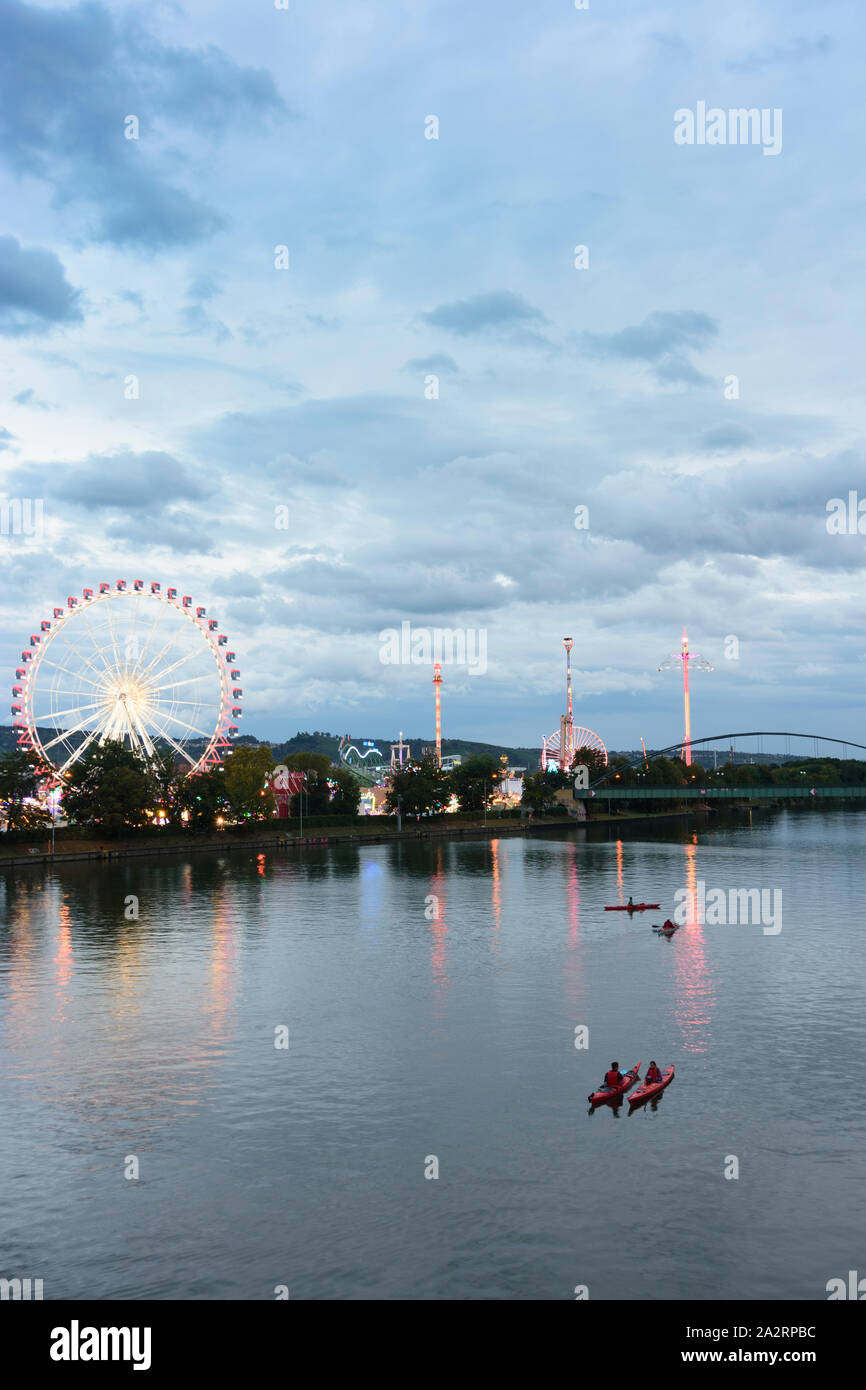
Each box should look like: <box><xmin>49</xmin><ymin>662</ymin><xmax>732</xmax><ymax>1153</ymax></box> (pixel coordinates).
<box><xmin>11</xmin><ymin>581</ymin><xmax>242</xmax><ymax>780</ymax></box>
<box><xmin>541</xmin><ymin>725</ymin><xmax>608</xmax><ymax>771</ymax></box>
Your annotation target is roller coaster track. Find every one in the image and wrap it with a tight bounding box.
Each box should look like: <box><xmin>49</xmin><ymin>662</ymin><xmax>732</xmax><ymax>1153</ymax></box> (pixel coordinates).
<box><xmin>339</xmin><ymin>742</ymin><xmax>385</xmax><ymax>787</ymax></box>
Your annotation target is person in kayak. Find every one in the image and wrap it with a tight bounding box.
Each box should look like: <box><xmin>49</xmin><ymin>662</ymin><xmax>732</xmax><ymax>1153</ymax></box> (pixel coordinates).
<box><xmin>661</xmin><ymin>918</ymin><xmax>675</xmax><ymax>930</ymax></box>
<box><xmin>603</xmin><ymin>1062</ymin><xmax>624</xmax><ymax>1091</ymax></box>
<box><xmin>627</xmin><ymin>896</ymin><xmax>634</xmax><ymax>909</ymax></box>
<box><xmin>645</xmin><ymin>1062</ymin><xmax>663</xmax><ymax>1084</ymax></box>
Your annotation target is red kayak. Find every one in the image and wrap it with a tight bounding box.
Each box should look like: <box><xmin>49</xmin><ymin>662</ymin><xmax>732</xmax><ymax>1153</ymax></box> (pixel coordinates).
<box><xmin>629</xmin><ymin>1065</ymin><xmax>674</xmax><ymax>1106</ymax></box>
<box><xmin>588</xmin><ymin>1062</ymin><xmax>641</xmax><ymax>1107</ymax></box>
<box><xmin>653</xmin><ymin>923</ymin><xmax>678</xmax><ymax>935</ymax></box>
<box><xmin>604</xmin><ymin>903</ymin><xmax>660</xmax><ymax>912</ymax></box>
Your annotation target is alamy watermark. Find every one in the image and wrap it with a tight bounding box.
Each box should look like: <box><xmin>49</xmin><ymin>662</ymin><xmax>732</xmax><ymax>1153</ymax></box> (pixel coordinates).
<box><xmin>0</xmin><ymin>496</ymin><xmax>44</xmax><ymax>543</ymax></box>
<box><xmin>826</xmin><ymin>492</ymin><xmax>866</xmax><ymax>535</ymax></box>
<box><xmin>674</xmin><ymin>880</ymin><xmax>782</xmax><ymax>935</ymax></box>
<box><xmin>379</xmin><ymin>621</ymin><xmax>487</xmax><ymax>676</ymax></box>
<box><xmin>1</xmin><ymin>1276</ymin><xmax>43</xmax><ymax>1299</ymax></box>
<box><xmin>674</xmin><ymin>103</ymin><xmax>782</xmax><ymax>156</ymax></box>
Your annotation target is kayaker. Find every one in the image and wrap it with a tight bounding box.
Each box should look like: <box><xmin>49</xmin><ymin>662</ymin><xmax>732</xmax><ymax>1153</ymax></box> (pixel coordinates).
<box><xmin>662</xmin><ymin>918</ymin><xmax>675</xmax><ymax>930</ymax></box>
<box><xmin>627</xmin><ymin>896</ymin><xmax>634</xmax><ymax>909</ymax></box>
<box><xmin>645</xmin><ymin>1061</ymin><xmax>662</xmax><ymax>1084</ymax></box>
<box><xmin>603</xmin><ymin>1061</ymin><xmax>623</xmax><ymax>1091</ymax></box>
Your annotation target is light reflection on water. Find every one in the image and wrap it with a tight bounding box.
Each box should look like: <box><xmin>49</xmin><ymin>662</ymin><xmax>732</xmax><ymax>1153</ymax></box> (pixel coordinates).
<box><xmin>1</xmin><ymin>809</ymin><xmax>864</xmax><ymax>1300</ymax></box>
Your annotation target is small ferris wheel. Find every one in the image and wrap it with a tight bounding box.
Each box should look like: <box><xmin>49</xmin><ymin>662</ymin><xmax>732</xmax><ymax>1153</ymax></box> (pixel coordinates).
<box><xmin>11</xmin><ymin>580</ymin><xmax>242</xmax><ymax>780</ymax></box>
<box><xmin>541</xmin><ymin>726</ymin><xmax>608</xmax><ymax>772</ymax></box>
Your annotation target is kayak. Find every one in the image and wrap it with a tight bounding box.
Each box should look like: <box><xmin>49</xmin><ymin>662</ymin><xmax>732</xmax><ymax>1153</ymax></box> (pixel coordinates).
<box><xmin>653</xmin><ymin>923</ymin><xmax>678</xmax><ymax>935</ymax></box>
<box><xmin>629</xmin><ymin>1065</ymin><xmax>674</xmax><ymax>1106</ymax></box>
<box><xmin>588</xmin><ymin>1062</ymin><xmax>641</xmax><ymax>1106</ymax></box>
<box><xmin>604</xmin><ymin>903</ymin><xmax>660</xmax><ymax>912</ymax></box>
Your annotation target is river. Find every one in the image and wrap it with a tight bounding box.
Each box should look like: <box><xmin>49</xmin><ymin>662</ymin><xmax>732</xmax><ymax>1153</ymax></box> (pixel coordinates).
<box><xmin>1</xmin><ymin>808</ymin><xmax>863</xmax><ymax>1300</ymax></box>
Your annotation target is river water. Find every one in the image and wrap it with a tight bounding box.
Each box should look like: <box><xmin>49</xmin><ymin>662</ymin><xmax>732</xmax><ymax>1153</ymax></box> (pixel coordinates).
<box><xmin>1</xmin><ymin>808</ymin><xmax>863</xmax><ymax>1300</ymax></box>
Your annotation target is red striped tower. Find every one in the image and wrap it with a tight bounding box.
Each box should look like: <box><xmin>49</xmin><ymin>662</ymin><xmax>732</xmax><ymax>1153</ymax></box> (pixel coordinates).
<box><xmin>433</xmin><ymin>662</ymin><xmax>442</xmax><ymax>766</ymax></box>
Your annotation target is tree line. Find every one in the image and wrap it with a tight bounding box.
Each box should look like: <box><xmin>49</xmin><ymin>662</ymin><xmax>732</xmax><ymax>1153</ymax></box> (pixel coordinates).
<box><xmin>0</xmin><ymin>743</ymin><xmax>362</xmax><ymax>835</ymax></box>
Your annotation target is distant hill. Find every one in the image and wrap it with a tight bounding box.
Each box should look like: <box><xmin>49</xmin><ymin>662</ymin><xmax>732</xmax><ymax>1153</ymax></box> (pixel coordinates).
<box><xmin>0</xmin><ymin>725</ymin><xmax>543</xmax><ymax>769</ymax></box>
<box><xmin>268</xmin><ymin>731</ymin><xmax>542</xmax><ymax>768</ymax></box>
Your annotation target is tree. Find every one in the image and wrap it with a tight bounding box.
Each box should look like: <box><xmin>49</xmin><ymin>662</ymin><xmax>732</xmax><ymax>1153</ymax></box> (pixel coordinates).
<box><xmin>149</xmin><ymin>749</ymin><xmax>183</xmax><ymax>824</ymax></box>
<box><xmin>449</xmin><ymin>754</ymin><xmax>501</xmax><ymax>812</ymax></box>
<box><xmin>177</xmin><ymin>766</ymin><xmax>230</xmax><ymax>830</ymax></box>
<box><xmin>282</xmin><ymin>753</ymin><xmax>333</xmax><ymax>815</ymax></box>
<box><xmin>521</xmin><ymin>769</ymin><xmax>561</xmax><ymax>812</ymax></box>
<box><xmin>222</xmin><ymin>745</ymin><xmax>275</xmax><ymax>819</ymax></box>
<box><xmin>0</xmin><ymin>749</ymin><xmax>50</xmax><ymax>829</ymax></box>
<box><xmin>64</xmin><ymin>741</ymin><xmax>152</xmax><ymax>833</ymax></box>
<box><xmin>328</xmin><ymin>767</ymin><xmax>361</xmax><ymax>816</ymax></box>
<box><xmin>386</xmin><ymin>756</ymin><xmax>451</xmax><ymax>818</ymax></box>
<box><xmin>570</xmin><ymin>746</ymin><xmax>608</xmax><ymax>784</ymax></box>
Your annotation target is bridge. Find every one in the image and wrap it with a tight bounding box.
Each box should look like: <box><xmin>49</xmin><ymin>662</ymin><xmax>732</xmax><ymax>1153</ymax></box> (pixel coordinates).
<box><xmin>585</xmin><ymin>731</ymin><xmax>866</xmax><ymax>801</ymax></box>
<box><xmin>589</xmin><ymin>785</ymin><xmax>866</xmax><ymax>801</ymax></box>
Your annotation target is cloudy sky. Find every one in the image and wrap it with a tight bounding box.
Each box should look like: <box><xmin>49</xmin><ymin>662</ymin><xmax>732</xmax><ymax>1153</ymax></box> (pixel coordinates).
<box><xmin>1</xmin><ymin>0</ymin><xmax>864</xmax><ymax>752</ymax></box>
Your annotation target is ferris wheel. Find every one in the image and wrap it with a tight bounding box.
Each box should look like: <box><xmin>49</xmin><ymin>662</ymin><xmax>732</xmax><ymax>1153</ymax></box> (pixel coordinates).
<box><xmin>541</xmin><ymin>725</ymin><xmax>608</xmax><ymax>772</ymax></box>
<box><xmin>10</xmin><ymin>581</ymin><xmax>242</xmax><ymax>780</ymax></box>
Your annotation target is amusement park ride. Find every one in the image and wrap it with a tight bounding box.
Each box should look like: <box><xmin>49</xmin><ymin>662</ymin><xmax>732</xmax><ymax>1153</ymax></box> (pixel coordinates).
<box><xmin>11</xmin><ymin>580</ymin><xmax>241</xmax><ymax>783</ymax></box>
<box><xmin>540</xmin><ymin>638</ymin><xmax>608</xmax><ymax>772</ymax></box>
<box><xmin>657</xmin><ymin>628</ymin><xmax>713</xmax><ymax>766</ymax></box>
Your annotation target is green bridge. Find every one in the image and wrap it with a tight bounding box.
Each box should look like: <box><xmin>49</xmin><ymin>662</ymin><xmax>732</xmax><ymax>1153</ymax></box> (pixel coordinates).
<box><xmin>586</xmin><ymin>785</ymin><xmax>866</xmax><ymax>801</ymax></box>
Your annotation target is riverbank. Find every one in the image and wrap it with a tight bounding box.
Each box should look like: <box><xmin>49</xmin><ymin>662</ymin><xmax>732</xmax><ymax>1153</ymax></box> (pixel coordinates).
<box><xmin>0</xmin><ymin>807</ymin><xmax>708</xmax><ymax>870</ymax></box>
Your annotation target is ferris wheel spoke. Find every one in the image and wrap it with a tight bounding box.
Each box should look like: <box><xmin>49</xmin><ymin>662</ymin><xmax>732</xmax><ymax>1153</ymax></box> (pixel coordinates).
<box><xmin>135</xmin><ymin>617</ymin><xmax>198</xmax><ymax>685</ymax></box>
<box><xmin>147</xmin><ymin>721</ymin><xmax>198</xmax><ymax>769</ymax></box>
<box><xmin>147</xmin><ymin>698</ymin><xmax>210</xmax><ymax>710</ymax></box>
<box><xmin>145</xmin><ymin>706</ymin><xmax>215</xmax><ymax>740</ymax></box>
<box><xmin>129</xmin><ymin>599</ymin><xmax>170</xmax><ymax>682</ymax></box>
<box><xmin>40</xmin><ymin>706</ymin><xmax>111</xmax><ymax>753</ymax></box>
<box><xmin>56</xmin><ymin>724</ymin><xmax>103</xmax><ymax>774</ymax></box>
<box><xmin>36</xmin><ymin>697</ymin><xmax>111</xmax><ymax>723</ymax></box>
<box><xmin>100</xmin><ymin>595</ymin><xmax>127</xmax><ymax>679</ymax></box>
<box><xmin>144</xmin><ymin>643</ymin><xmax>210</xmax><ymax>687</ymax></box>
<box><xmin>148</xmin><ymin>672</ymin><xmax>214</xmax><ymax>694</ymax></box>
<box><xmin>45</xmin><ymin>635</ymin><xmax>114</xmax><ymax>689</ymax></box>
<box><xmin>127</xmin><ymin>705</ymin><xmax>157</xmax><ymax>759</ymax></box>
<box><xmin>78</xmin><ymin>604</ymin><xmax>121</xmax><ymax>681</ymax></box>
<box><xmin>32</xmin><ymin>656</ymin><xmax>109</xmax><ymax>693</ymax></box>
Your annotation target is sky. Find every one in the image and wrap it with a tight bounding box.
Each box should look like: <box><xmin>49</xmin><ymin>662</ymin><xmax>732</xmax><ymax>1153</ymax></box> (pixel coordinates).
<box><xmin>1</xmin><ymin>0</ymin><xmax>864</xmax><ymax>753</ymax></box>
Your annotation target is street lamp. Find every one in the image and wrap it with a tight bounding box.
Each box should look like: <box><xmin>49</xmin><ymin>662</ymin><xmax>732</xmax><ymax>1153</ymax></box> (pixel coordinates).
<box><xmin>298</xmin><ymin>771</ymin><xmax>316</xmax><ymax>838</ymax></box>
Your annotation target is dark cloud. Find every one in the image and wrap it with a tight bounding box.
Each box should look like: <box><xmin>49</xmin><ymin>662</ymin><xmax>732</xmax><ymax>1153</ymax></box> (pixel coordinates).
<box><xmin>654</xmin><ymin>355</ymin><xmax>710</xmax><ymax>387</ymax></box>
<box><xmin>586</xmin><ymin>310</ymin><xmax>717</xmax><ymax>361</ymax></box>
<box><xmin>0</xmin><ymin>0</ymin><xmax>287</xmax><ymax>249</ymax></box>
<box><xmin>699</xmin><ymin>423</ymin><xmax>754</xmax><ymax>452</ymax></box>
<box><xmin>0</xmin><ymin>236</ymin><xmax>83</xmax><ymax>335</ymax></box>
<box><xmin>187</xmin><ymin>276</ymin><xmax>220</xmax><ymax>303</ymax></box>
<box><xmin>12</xmin><ymin>387</ymin><xmax>53</xmax><ymax>409</ymax></box>
<box><xmin>180</xmin><ymin>274</ymin><xmax>230</xmax><ymax>339</ymax></box>
<box><xmin>581</xmin><ymin>310</ymin><xmax>717</xmax><ymax>385</ymax></box>
<box><xmin>195</xmin><ymin>394</ymin><xmax>486</xmax><ymax>479</ymax></box>
<box><xmin>10</xmin><ymin>450</ymin><xmax>212</xmax><ymax>513</ymax></box>
<box><xmin>305</xmin><ymin>314</ymin><xmax>341</xmax><ymax>332</ymax></box>
<box><xmin>104</xmin><ymin>507</ymin><xmax>219</xmax><ymax>554</ymax></box>
<box><xmin>420</xmin><ymin>291</ymin><xmax>547</xmax><ymax>338</ymax></box>
<box><xmin>211</xmin><ymin>571</ymin><xmax>263</xmax><ymax>600</ymax></box>
<box><xmin>726</xmin><ymin>35</ymin><xmax>833</xmax><ymax>73</ymax></box>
